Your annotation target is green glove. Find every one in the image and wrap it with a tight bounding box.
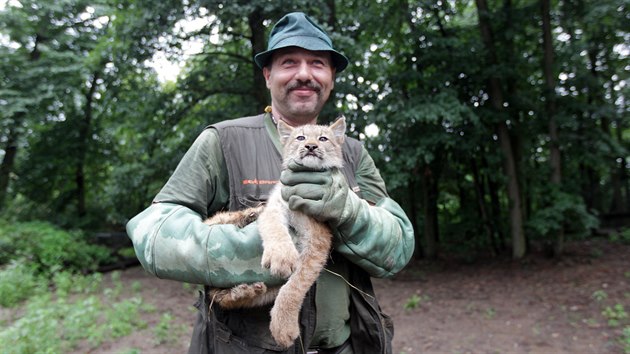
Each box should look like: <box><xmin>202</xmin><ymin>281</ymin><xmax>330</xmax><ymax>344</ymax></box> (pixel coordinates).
<box><xmin>280</xmin><ymin>160</ymin><xmax>353</xmax><ymax>227</ymax></box>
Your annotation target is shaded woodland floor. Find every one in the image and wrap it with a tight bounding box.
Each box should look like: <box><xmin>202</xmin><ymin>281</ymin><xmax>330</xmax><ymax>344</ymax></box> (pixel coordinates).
<box><xmin>83</xmin><ymin>239</ymin><xmax>629</xmax><ymax>354</ymax></box>
<box><xmin>377</xmin><ymin>239</ymin><xmax>629</xmax><ymax>353</ymax></box>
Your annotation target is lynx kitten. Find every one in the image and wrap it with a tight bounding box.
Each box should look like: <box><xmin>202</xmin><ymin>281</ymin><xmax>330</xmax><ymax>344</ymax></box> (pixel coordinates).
<box><xmin>203</xmin><ymin>117</ymin><xmax>346</xmax><ymax>348</ymax></box>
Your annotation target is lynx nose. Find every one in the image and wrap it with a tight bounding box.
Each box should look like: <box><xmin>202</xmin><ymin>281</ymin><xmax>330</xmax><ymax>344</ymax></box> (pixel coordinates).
<box><xmin>305</xmin><ymin>144</ymin><xmax>318</xmax><ymax>152</ymax></box>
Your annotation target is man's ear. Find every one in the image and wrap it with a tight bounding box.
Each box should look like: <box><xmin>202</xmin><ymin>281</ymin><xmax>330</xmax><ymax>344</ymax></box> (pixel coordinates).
<box><xmin>329</xmin><ymin>116</ymin><xmax>346</xmax><ymax>145</ymax></box>
<box><xmin>263</xmin><ymin>67</ymin><xmax>271</xmax><ymax>89</ymax></box>
<box><xmin>277</xmin><ymin>119</ymin><xmax>294</xmax><ymax>146</ymax></box>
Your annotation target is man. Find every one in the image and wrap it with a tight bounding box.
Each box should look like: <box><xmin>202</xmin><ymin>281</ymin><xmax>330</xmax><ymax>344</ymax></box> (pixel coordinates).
<box><xmin>126</xmin><ymin>12</ymin><xmax>414</xmax><ymax>354</ymax></box>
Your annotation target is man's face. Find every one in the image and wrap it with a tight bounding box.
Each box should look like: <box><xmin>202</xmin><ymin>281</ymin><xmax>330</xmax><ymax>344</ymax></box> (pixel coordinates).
<box><xmin>263</xmin><ymin>47</ymin><xmax>336</xmax><ymax>125</ymax></box>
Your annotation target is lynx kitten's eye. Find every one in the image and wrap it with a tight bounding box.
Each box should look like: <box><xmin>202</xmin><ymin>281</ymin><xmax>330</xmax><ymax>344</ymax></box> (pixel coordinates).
<box><xmin>296</xmin><ymin>136</ymin><xmax>306</xmax><ymax>141</ymax></box>
<box><xmin>318</xmin><ymin>136</ymin><xmax>328</xmax><ymax>142</ymax></box>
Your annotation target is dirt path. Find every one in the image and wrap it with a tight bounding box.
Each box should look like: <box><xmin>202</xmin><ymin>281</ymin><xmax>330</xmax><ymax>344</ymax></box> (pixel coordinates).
<box><xmin>87</xmin><ymin>239</ymin><xmax>629</xmax><ymax>353</ymax></box>
<box><xmin>375</xmin><ymin>239</ymin><xmax>629</xmax><ymax>353</ymax></box>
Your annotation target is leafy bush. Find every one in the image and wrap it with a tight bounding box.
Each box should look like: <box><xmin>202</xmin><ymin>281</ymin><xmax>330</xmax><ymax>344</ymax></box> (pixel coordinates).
<box><xmin>53</xmin><ymin>270</ymin><xmax>103</xmax><ymax>297</ymax></box>
<box><xmin>1</xmin><ymin>294</ymin><xmax>64</xmax><ymax>353</ymax></box>
<box><xmin>526</xmin><ymin>190</ymin><xmax>599</xmax><ymax>241</ymax></box>
<box><xmin>602</xmin><ymin>304</ymin><xmax>629</xmax><ymax>327</ymax></box>
<box><xmin>0</xmin><ymin>262</ymin><xmax>45</xmax><ymax>307</ymax></box>
<box><xmin>609</xmin><ymin>228</ymin><xmax>630</xmax><ymax>244</ymax></box>
<box><xmin>0</xmin><ymin>220</ymin><xmax>112</xmax><ymax>274</ymax></box>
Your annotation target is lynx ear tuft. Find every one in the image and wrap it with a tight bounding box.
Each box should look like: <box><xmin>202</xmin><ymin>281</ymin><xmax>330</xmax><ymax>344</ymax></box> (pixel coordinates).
<box><xmin>330</xmin><ymin>116</ymin><xmax>346</xmax><ymax>144</ymax></box>
<box><xmin>277</xmin><ymin>119</ymin><xmax>294</xmax><ymax>145</ymax></box>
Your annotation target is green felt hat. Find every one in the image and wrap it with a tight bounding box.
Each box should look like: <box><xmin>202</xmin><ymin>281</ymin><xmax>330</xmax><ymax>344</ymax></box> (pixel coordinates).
<box><xmin>254</xmin><ymin>12</ymin><xmax>349</xmax><ymax>72</ymax></box>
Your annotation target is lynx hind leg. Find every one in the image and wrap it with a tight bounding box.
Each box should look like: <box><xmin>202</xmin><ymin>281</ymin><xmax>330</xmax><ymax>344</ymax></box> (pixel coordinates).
<box><xmin>269</xmin><ymin>216</ymin><xmax>333</xmax><ymax>348</ymax></box>
<box><xmin>209</xmin><ymin>282</ymin><xmax>269</xmax><ymax>309</ymax></box>
<box><xmin>204</xmin><ymin>205</ymin><xmax>264</xmax><ymax>228</ymax></box>
<box><xmin>269</xmin><ymin>299</ymin><xmax>301</xmax><ymax>348</ymax></box>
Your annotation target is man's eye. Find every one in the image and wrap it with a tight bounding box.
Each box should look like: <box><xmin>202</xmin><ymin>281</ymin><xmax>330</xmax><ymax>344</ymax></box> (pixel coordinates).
<box><xmin>319</xmin><ymin>136</ymin><xmax>328</xmax><ymax>142</ymax></box>
<box><xmin>296</xmin><ymin>136</ymin><xmax>306</xmax><ymax>141</ymax></box>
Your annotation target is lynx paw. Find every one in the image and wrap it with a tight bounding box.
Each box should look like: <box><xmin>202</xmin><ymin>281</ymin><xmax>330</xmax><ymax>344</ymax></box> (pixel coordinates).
<box><xmin>212</xmin><ymin>282</ymin><xmax>267</xmax><ymax>308</ymax></box>
<box><xmin>269</xmin><ymin>304</ymin><xmax>300</xmax><ymax>348</ymax></box>
<box><xmin>230</xmin><ymin>282</ymin><xmax>267</xmax><ymax>299</ymax></box>
<box><xmin>242</xmin><ymin>205</ymin><xmax>264</xmax><ymax>225</ymax></box>
<box><xmin>261</xmin><ymin>242</ymin><xmax>299</xmax><ymax>278</ymax></box>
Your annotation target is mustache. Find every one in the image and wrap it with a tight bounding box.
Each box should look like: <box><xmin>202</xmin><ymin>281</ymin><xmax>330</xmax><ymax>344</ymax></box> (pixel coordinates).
<box><xmin>287</xmin><ymin>80</ymin><xmax>321</xmax><ymax>92</ymax></box>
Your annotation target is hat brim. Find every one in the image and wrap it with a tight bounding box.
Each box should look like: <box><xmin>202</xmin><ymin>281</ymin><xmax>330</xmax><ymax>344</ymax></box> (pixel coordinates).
<box><xmin>254</xmin><ymin>36</ymin><xmax>349</xmax><ymax>72</ymax></box>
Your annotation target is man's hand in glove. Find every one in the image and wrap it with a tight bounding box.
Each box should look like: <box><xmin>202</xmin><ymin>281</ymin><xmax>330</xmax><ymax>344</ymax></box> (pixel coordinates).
<box><xmin>280</xmin><ymin>160</ymin><xmax>355</xmax><ymax>227</ymax></box>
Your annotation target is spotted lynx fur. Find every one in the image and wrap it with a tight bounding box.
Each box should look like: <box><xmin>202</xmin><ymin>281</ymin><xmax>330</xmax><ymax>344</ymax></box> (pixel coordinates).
<box><xmin>203</xmin><ymin>117</ymin><xmax>346</xmax><ymax>348</ymax></box>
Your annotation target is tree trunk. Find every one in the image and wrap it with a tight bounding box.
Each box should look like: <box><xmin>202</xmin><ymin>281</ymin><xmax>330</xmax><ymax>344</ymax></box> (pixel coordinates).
<box><xmin>75</xmin><ymin>72</ymin><xmax>100</xmax><ymax>218</ymax></box>
<box><xmin>408</xmin><ymin>170</ymin><xmax>422</xmax><ymax>259</ymax></box>
<box><xmin>249</xmin><ymin>9</ymin><xmax>268</xmax><ymax>111</ymax></box>
<box><xmin>475</xmin><ymin>0</ymin><xmax>526</xmax><ymax>259</ymax></box>
<box><xmin>541</xmin><ymin>0</ymin><xmax>565</xmax><ymax>256</ymax></box>
<box><xmin>0</xmin><ymin>122</ymin><xmax>20</xmax><ymax>209</ymax></box>
<box><xmin>584</xmin><ymin>49</ymin><xmax>604</xmax><ymax>210</ymax></box>
<box><xmin>498</xmin><ymin>123</ymin><xmax>526</xmax><ymax>258</ymax></box>
<box><xmin>471</xmin><ymin>158</ymin><xmax>498</xmax><ymax>256</ymax></box>
<box><xmin>422</xmin><ymin>164</ymin><xmax>439</xmax><ymax>259</ymax></box>
<box><xmin>605</xmin><ymin>91</ymin><xmax>624</xmax><ymax>211</ymax></box>
<box><xmin>613</xmin><ymin>100</ymin><xmax>629</xmax><ymax>212</ymax></box>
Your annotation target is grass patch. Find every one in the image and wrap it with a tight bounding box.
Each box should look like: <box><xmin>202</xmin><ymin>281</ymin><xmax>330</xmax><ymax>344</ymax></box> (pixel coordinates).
<box><xmin>153</xmin><ymin>312</ymin><xmax>188</xmax><ymax>345</ymax></box>
<box><xmin>404</xmin><ymin>293</ymin><xmax>430</xmax><ymax>311</ymax></box>
<box><xmin>0</xmin><ymin>270</ymin><xmax>152</xmax><ymax>353</ymax></box>
<box><xmin>591</xmin><ymin>285</ymin><xmax>630</xmax><ymax>353</ymax></box>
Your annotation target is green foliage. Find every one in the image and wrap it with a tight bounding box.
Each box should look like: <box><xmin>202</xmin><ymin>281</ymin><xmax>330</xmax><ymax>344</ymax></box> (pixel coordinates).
<box><xmin>592</xmin><ymin>290</ymin><xmax>609</xmax><ymax>302</ymax></box>
<box><xmin>0</xmin><ymin>295</ymin><xmax>64</xmax><ymax>353</ymax></box>
<box><xmin>119</xmin><ymin>350</ymin><xmax>141</xmax><ymax>354</ymax></box>
<box><xmin>0</xmin><ymin>261</ymin><xmax>103</xmax><ymax>308</ymax></box>
<box><xmin>403</xmin><ymin>294</ymin><xmax>422</xmax><ymax>311</ymax></box>
<box><xmin>0</xmin><ymin>220</ymin><xmax>112</xmax><ymax>274</ymax></box>
<box><xmin>0</xmin><ymin>262</ymin><xmax>45</xmax><ymax>307</ymax></box>
<box><xmin>108</xmin><ymin>297</ymin><xmax>149</xmax><ymax>337</ymax></box>
<box><xmin>403</xmin><ymin>293</ymin><xmax>430</xmax><ymax>311</ymax></box>
<box><xmin>622</xmin><ymin>326</ymin><xmax>630</xmax><ymax>354</ymax></box>
<box><xmin>602</xmin><ymin>304</ymin><xmax>629</xmax><ymax>327</ymax></box>
<box><xmin>592</xmin><ymin>285</ymin><xmax>630</xmax><ymax>352</ymax></box>
<box><xmin>53</xmin><ymin>270</ymin><xmax>103</xmax><ymax>297</ymax></box>
<box><xmin>526</xmin><ymin>189</ymin><xmax>599</xmax><ymax>241</ymax></box>
<box><xmin>485</xmin><ymin>307</ymin><xmax>497</xmax><ymax>320</ymax></box>
<box><xmin>609</xmin><ymin>229</ymin><xmax>630</xmax><ymax>245</ymax></box>
<box><xmin>153</xmin><ymin>312</ymin><xmax>187</xmax><ymax>345</ymax></box>
<box><xmin>0</xmin><ymin>270</ymin><xmax>152</xmax><ymax>354</ymax></box>
<box><xmin>1</xmin><ymin>0</ymin><xmax>628</xmax><ymax>260</ymax></box>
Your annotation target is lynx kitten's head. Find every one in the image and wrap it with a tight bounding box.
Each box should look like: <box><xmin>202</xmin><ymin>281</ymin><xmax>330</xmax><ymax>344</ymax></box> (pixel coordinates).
<box><xmin>277</xmin><ymin>117</ymin><xmax>346</xmax><ymax>170</ymax></box>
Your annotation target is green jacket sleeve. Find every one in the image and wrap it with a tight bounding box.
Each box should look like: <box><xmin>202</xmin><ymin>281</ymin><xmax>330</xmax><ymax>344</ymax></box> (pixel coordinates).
<box><xmin>126</xmin><ymin>128</ymin><xmax>282</xmax><ymax>287</ymax></box>
<box><xmin>126</xmin><ymin>202</ymin><xmax>282</xmax><ymax>287</ymax></box>
<box><xmin>333</xmin><ymin>148</ymin><xmax>415</xmax><ymax>278</ymax></box>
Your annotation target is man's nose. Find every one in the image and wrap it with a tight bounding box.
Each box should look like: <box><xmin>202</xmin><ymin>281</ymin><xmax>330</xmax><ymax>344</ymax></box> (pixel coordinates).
<box><xmin>295</xmin><ymin>62</ymin><xmax>313</xmax><ymax>80</ymax></box>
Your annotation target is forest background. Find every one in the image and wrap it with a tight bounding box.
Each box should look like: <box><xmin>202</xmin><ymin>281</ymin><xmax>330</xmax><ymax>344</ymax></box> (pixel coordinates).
<box><xmin>2</xmin><ymin>0</ymin><xmax>628</xmax><ymax>258</ymax></box>
<box><xmin>0</xmin><ymin>0</ymin><xmax>629</xmax><ymax>353</ymax></box>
